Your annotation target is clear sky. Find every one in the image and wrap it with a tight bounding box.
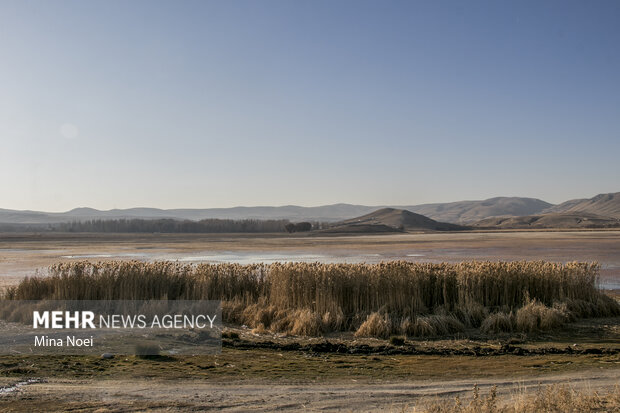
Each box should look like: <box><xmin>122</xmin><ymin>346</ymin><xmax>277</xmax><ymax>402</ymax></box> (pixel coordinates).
<box><xmin>1</xmin><ymin>0</ymin><xmax>619</xmax><ymax>211</ymax></box>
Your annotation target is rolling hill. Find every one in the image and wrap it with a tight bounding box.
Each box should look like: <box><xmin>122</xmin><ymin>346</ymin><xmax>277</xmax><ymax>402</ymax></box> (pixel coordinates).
<box><xmin>402</xmin><ymin>197</ymin><xmax>553</xmax><ymax>224</ymax></box>
<box><xmin>473</xmin><ymin>212</ymin><xmax>620</xmax><ymax>229</ymax></box>
<box><xmin>543</xmin><ymin>192</ymin><xmax>620</xmax><ymax>219</ymax></box>
<box><xmin>323</xmin><ymin>208</ymin><xmax>468</xmax><ymax>233</ymax></box>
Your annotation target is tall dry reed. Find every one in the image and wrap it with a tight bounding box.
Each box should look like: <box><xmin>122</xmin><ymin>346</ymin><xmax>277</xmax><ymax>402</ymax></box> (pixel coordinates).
<box><xmin>4</xmin><ymin>260</ymin><xmax>617</xmax><ymax>337</ymax></box>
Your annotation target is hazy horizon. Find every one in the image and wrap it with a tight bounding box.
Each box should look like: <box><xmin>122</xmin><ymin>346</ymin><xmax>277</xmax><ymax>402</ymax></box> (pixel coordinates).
<box><xmin>2</xmin><ymin>1</ymin><xmax>619</xmax><ymax>211</ymax></box>
<box><xmin>4</xmin><ymin>190</ymin><xmax>620</xmax><ymax>214</ymax></box>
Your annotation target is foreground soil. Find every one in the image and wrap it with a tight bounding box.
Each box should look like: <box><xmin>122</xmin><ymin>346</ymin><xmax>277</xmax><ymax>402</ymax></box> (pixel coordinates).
<box><xmin>1</xmin><ymin>318</ymin><xmax>619</xmax><ymax>412</ymax></box>
<box><xmin>1</xmin><ymin>358</ymin><xmax>618</xmax><ymax>412</ymax></box>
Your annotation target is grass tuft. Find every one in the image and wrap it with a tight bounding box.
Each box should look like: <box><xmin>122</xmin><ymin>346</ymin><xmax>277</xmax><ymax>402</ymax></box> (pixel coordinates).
<box><xmin>354</xmin><ymin>312</ymin><xmax>391</xmax><ymax>339</ymax></box>
<box><xmin>480</xmin><ymin>312</ymin><xmax>514</xmax><ymax>334</ymax></box>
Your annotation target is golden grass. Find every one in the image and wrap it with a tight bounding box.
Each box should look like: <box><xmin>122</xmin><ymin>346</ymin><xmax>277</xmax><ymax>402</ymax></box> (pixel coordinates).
<box><xmin>4</xmin><ymin>260</ymin><xmax>618</xmax><ymax>338</ymax></box>
<box><xmin>515</xmin><ymin>298</ymin><xmax>570</xmax><ymax>333</ymax></box>
<box><xmin>480</xmin><ymin>312</ymin><xmax>513</xmax><ymax>334</ymax></box>
<box><xmin>355</xmin><ymin>312</ymin><xmax>392</xmax><ymax>338</ymax></box>
<box><xmin>413</xmin><ymin>383</ymin><xmax>620</xmax><ymax>412</ymax></box>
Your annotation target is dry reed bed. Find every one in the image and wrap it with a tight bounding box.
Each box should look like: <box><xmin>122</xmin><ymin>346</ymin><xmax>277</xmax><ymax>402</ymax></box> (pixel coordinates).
<box><xmin>4</xmin><ymin>261</ymin><xmax>618</xmax><ymax>338</ymax></box>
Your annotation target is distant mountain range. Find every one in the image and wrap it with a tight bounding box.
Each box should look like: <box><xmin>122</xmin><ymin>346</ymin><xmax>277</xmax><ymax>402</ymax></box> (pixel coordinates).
<box><xmin>0</xmin><ymin>205</ymin><xmax>376</xmax><ymax>224</ymax></box>
<box><xmin>1</xmin><ymin>192</ymin><xmax>619</xmax><ymax>227</ymax></box>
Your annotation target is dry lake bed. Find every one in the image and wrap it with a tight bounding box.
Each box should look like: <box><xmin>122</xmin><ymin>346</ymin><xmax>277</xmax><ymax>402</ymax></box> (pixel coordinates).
<box><xmin>1</xmin><ymin>230</ymin><xmax>619</xmax><ymax>290</ymax></box>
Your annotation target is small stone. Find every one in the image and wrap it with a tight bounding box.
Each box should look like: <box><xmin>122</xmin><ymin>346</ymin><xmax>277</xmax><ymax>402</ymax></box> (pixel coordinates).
<box><xmin>101</xmin><ymin>353</ymin><xmax>114</xmax><ymax>359</ymax></box>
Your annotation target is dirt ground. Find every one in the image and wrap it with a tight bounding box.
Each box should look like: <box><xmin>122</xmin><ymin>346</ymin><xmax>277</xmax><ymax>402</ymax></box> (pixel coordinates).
<box><xmin>1</xmin><ymin>368</ymin><xmax>619</xmax><ymax>412</ymax></box>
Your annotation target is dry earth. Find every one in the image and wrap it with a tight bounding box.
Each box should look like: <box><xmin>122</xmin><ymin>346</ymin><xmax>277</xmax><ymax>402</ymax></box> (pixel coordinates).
<box><xmin>1</xmin><ymin>368</ymin><xmax>619</xmax><ymax>412</ymax></box>
<box><xmin>1</xmin><ymin>230</ymin><xmax>619</xmax><ymax>286</ymax></box>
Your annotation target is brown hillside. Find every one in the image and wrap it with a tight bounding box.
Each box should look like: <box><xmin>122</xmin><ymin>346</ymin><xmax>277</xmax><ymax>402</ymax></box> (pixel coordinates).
<box><xmin>331</xmin><ymin>208</ymin><xmax>468</xmax><ymax>232</ymax></box>
<box><xmin>544</xmin><ymin>192</ymin><xmax>620</xmax><ymax>219</ymax></box>
<box><xmin>474</xmin><ymin>212</ymin><xmax>620</xmax><ymax>229</ymax></box>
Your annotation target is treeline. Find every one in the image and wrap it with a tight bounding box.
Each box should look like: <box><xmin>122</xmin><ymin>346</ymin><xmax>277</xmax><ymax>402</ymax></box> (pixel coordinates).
<box><xmin>0</xmin><ymin>219</ymin><xmax>331</xmax><ymax>234</ymax></box>
<box><xmin>55</xmin><ymin>218</ymin><xmax>291</xmax><ymax>233</ymax></box>
<box><xmin>284</xmin><ymin>222</ymin><xmax>312</xmax><ymax>233</ymax></box>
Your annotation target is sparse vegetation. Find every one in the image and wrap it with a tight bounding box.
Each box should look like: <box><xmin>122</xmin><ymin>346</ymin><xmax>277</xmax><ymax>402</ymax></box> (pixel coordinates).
<box><xmin>355</xmin><ymin>312</ymin><xmax>392</xmax><ymax>339</ymax></box>
<box><xmin>4</xmin><ymin>261</ymin><xmax>618</xmax><ymax>338</ymax></box>
<box><xmin>515</xmin><ymin>297</ymin><xmax>570</xmax><ymax>333</ymax></box>
<box><xmin>413</xmin><ymin>383</ymin><xmax>620</xmax><ymax>412</ymax></box>
<box><xmin>480</xmin><ymin>312</ymin><xmax>514</xmax><ymax>334</ymax></box>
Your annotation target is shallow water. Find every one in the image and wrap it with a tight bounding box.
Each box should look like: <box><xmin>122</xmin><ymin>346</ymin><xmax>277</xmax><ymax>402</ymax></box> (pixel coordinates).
<box><xmin>0</xmin><ymin>378</ymin><xmax>45</xmax><ymax>395</ymax></box>
<box><xmin>61</xmin><ymin>253</ymin><xmax>145</xmax><ymax>259</ymax></box>
<box><xmin>62</xmin><ymin>251</ymin><xmax>410</xmax><ymax>264</ymax></box>
<box><xmin>155</xmin><ymin>252</ymin><xmax>396</xmax><ymax>265</ymax></box>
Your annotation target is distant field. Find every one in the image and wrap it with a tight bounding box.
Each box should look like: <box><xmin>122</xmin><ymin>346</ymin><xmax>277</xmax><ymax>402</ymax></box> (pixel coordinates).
<box><xmin>1</xmin><ymin>230</ymin><xmax>619</xmax><ymax>290</ymax></box>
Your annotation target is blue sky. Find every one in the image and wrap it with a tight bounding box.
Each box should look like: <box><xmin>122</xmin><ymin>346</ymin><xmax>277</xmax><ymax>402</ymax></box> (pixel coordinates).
<box><xmin>1</xmin><ymin>0</ymin><xmax>619</xmax><ymax>211</ymax></box>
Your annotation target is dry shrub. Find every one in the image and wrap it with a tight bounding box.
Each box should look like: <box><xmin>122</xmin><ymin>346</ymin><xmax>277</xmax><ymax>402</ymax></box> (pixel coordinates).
<box><xmin>321</xmin><ymin>308</ymin><xmax>345</xmax><ymax>332</ymax></box>
<box><xmin>433</xmin><ymin>315</ymin><xmax>466</xmax><ymax>335</ymax></box>
<box><xmin>0</xmin><ymin>300</ymin><xmax>56</xmax><ymax>325</ymax></box>
<box><xmin>404</xmin><ymin>315</ymin><xmax>465</xmax><ymax>337</ymax></box>
<box><xmin>290</xmin><ymin>309</ymin><xmax>322</xmax><ymax>336</ymax></box>
<box><xmin>354</xmin><ymin>312</ymin><xmax>391</xmax><ymax>338</ymax></box>
<box><xmin>552</xmin><ymin>302</ymin><xmax>575</xmax><ymax>322</ymax></box>
<box><xmin>453</xmin><ymin>301</ymin><xmax>488</xmax><ymax>328</ymax></box>
<box><xmin>595</xmin><ymin>294</ymin><xmax>620</xmax><ymax>317</ymax></box>
<box><xmin>516</xmin><ymin>299</ymin><xmax>569</xmax><ymax>333</ymax></box>
<box><xmin>480</xmin><ymin>312</ymin><xmax>513</xmax><ymax>334</ymax></box>
<box><xmin>564</xmin><ymin>298</ymin><xmax>597</xmax><ymax>318</ymax></box>
<box><xmin>409</xmin><ymin>316</ymin><xmax>436</xmax><ymax>337</ymax></box>
<box><xmin>241</xmin><ymin>301</ymin><xmax>277</xmax><ymax>328</ymax></box>
<box><xmin>269</xmin><ymin>310</ymin><xmax>296</xmax><ymax>333</ymax></box>
<box><xmin>415</xmin><ymin>384</ymin><xmax>620</xmax><ymax>412</ymax></box>
<box><xmin>221</xmin><ymin>300</ymin><xmax>245</xmax><ymax>324</ymax></box>
<box><xmin>399</xmin><ymin>317</ymin><xmax>413</xmax><ymax>335</ymax></box>
<box><xmin>416</xmin><ymin>384</ymin><xmax>498</xmax><ymax>412</ymax></box>
<box><xmin>563</xmin><ymin>295</ymin><xmax>619</xmax><ymax>318</ymax></box>
<box><xmin>539</xmin><ymin>308</ymin><xmax>568</xmax><ymax>331</ymax></box>
<box><xmin>516</xmin><ymin>384</ymin><xmax>620</xmax><ymax>413</ymax></box>
<box><xmin>251</xmin><ymin>323</ymin><xmax>267</xmax><ymax>334</ymax></box>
